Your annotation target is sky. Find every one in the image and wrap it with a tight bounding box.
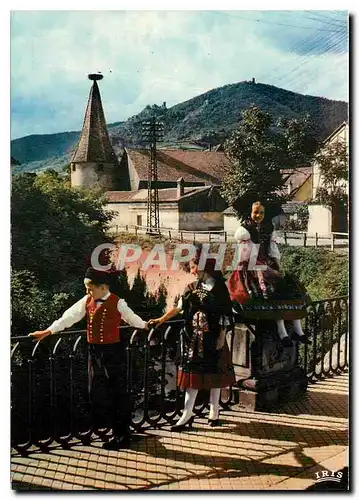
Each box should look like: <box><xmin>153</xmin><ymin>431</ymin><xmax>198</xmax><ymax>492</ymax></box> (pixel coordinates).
<box><xmin>10</xmin><ymin>9</ymin><xmax>349</xmax><ymax>140</ymax></box>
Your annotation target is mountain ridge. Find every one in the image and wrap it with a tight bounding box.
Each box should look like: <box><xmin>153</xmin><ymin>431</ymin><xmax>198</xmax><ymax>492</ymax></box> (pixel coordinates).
<box><xmin>11</xmin><ymin>81</ymin><xmax>348</xmax><ymax>173</ymax></box>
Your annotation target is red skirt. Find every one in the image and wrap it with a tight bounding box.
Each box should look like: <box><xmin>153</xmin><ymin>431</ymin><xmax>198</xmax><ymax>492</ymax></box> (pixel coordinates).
<box><xmin>227</xmin><ymin>268</ymin><xmax>311</xmax><ymax>320</ymax></box>
<box><xmin>177</xmin><ymin>343</ymin><xmax>235</xmax><ymax>391</ymax></box>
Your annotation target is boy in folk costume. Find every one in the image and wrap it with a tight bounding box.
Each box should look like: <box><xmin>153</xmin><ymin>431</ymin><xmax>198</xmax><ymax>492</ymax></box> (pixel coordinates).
<box><xmin>29</xmin><ymin>267</ymin><xmax>149</xmax><ymax>450</ymax></box>
<box><xmin>227</xmin><ymin>200</ymin><xmax>311</xmax><ymax>346</ymax></box>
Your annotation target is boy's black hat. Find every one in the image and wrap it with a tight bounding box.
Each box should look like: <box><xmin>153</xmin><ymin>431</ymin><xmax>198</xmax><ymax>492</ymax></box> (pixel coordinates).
<box><xmin>85</xmin><ymin>267</ymin><xmax>112</xmax><ymax>285</ymax></box>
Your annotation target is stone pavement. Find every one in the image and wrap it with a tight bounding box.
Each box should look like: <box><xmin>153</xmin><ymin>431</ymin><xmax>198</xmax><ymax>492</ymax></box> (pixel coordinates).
<box><xmin>11</xmin><ymin>373</ymin><xmax>349</xmax><ymax>491</ymax></box>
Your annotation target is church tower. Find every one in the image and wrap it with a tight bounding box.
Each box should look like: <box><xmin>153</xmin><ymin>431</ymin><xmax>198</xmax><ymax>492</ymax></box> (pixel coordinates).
<box><xmin>70</xmin><ymin>74</ymin><xmax>118</xmax><ymax>189</ymax></box>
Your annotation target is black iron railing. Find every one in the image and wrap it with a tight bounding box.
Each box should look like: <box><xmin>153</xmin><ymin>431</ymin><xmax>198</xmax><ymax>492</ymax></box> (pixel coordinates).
<box><xmin>11</xmin><ymin>296</ymin><xmax>348</xmax><ymax>453</ymax></box>
<box><xmin>300</xmin><ymin>296</ymin><xmax>349</xmax><ymax>381</ymax></box>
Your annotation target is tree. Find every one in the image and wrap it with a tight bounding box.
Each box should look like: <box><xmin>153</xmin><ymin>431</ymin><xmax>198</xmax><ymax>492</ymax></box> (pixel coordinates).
<box><xmin>11</xmin><ymin>270</ymin><xmax>78</xmax><ymax>337</ymax></box>
<box><xmin>221</xmin><ymin>105</ymin><xmax>318</xmax><ymax>218</ymax></box>
<box><xmin>129</xmin><ymin>269</ymin><xmax>148</xmax><ymax>312</ymax></box>
<box><xmin>11</xmin><ymin>170</ymin><xmax>115</xmax><ymax>334</ymax></box>
<box><xmin>314</xmin><ymin>138</ymin><xmax>348</xmax><ymax>232</ymax></box>
<box><xmin>314</xmin><ymin>139</ymin><xmax>348</xmax><ymax>205</ymax></box>
<box><xmin>11</xmin><ymin>170</ymin><xmax>114</xmax><ymax>290</ymax></box>
<box><xmin>155</xmin><ymin>283</ymin><xmax>168</xmax><ymax>314</ymax></box>
<box><xmin>110</xmin><ymin>268</ymin><xmax>131</xmax><ymax>302</ymax></box>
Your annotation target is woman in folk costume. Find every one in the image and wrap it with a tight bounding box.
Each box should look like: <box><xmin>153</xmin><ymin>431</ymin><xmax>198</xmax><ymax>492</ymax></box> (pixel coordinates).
<box><xmin>227</xmin><ymin>200</ymin><xmax>311</xmax><ymax>347</ymax></box>
<box><xmin>149</xmin><ymin>250</ymin><xmax>235</xmax><ymax>431</ymax></box>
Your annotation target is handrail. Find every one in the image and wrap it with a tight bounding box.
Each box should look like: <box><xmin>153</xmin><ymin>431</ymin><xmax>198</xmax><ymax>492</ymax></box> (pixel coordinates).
<box><xmin>11</xmin><ymin>296</ymin><xmax>348</xmax><ymax>452</ymax></box>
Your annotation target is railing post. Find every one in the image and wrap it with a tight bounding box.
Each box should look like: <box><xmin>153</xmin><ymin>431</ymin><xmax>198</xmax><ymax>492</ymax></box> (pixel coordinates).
<box><xmin>303</xmin><ymin>233</ymin><xmax>307</xmax><ymax>247</ymax></box>
<box><xmin>224</xmin><ymin>231</ymin><xmax>227</xmax><ymax>243</ymax></box>
<box><xmin>209</xmin><ymin>232</ymin><xmax>211</xmax><ymax>243</ymax></box>
<box><xmin>135</xmin><ymin>226</ymin><xmax>138</xmax><ymax>236</ymax></box>
<box><xmin>193</xmin><ymin>232</ymin><xmax>196</xmax><ymax>243</ymax></box>
<box><xmin>180</xmin><ymin>231</ymin><xmax>183</xmax><ymax>243</ymax></box>
<box><xmin>125</xmin><ymin>224</ymin><xmax>128</xmax><ymax>232</ymax></box>
<box><xmin>169</xmin><ymin>230</ymin><xmax>171</xmax><ymax>240</ymax></box>
<box><xmin>315</xmin><ymin>232</ymin><xmax>318</xmax><ymax>247</ymax></box>
<box><xmin>331</xmin><ymin>233</ymin><xmax>335</xmax><ymax>251</ymax></box>
<box><xmin>284</xmin><ymin>231</ymin><xmax>288</xmax><ymax>246</ymax></box>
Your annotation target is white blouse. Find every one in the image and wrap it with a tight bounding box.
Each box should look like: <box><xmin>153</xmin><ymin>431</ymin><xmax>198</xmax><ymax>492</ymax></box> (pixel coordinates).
<box><xmin>234</xmin><ymin>226</ymin><xmax>281</xmax><ymax>262</ymax></box>
<box><xmin>47</xmin><ymin>292</ymin><xmax>146</xmax><ymax>334</ymax></box>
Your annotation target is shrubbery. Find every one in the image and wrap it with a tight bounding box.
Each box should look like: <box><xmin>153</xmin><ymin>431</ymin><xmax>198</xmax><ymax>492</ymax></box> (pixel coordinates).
<box><xmin>280</xmin><ymin>246</ymin><xmax>348</xmax><ymax>301</ymax></box>
<box><xmin>11</xmin><ymin>172</ymin><xmax>168</xmax><ymax>337</ymax></box>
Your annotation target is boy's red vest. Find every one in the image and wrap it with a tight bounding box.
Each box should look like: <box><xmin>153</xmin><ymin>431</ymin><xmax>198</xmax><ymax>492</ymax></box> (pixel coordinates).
<box><xmin>86</xmin><ymin>294</ymin><xmax>122</xmax><ymax>344</ymax></box>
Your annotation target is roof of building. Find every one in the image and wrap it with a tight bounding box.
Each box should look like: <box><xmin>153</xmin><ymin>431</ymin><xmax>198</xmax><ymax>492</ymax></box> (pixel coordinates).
<box><xmin>323</xmin><ymin>121</ymin><xmax>348</xmax><ymax>145</ymax></box>
<box><xmin>125</xmin><ymin>148</ymin><xmax>229</xmax><ymax>184</ymax></box>
<box><xmin>281</xmin><ymin>167</ymin><xmax>313</xmax><ymax>197</ymax></box>
<box><xmin>72</xmin><ymin>79</ymin><xmax>117</xmax><ymax>164</ymax></box>
<box><xmin>222</xmin><ymin>206</ymin><xmax>237</xmax><ymax>216</ymax></box>
<box><xmin>106</xmin><ymin>186</ymin><xmax>211</xmax><ymax>204</ymax></box>
<box><xmin>222</xmin><ymin>167</ymin><xmax>312</xmax><ymax>215</ymax></box>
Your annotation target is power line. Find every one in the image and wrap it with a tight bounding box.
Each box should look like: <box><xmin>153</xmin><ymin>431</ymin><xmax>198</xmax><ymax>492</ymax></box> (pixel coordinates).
<box><xmin>292</xmin><ymin>58</ymin><xmax>348</xmax><ymax>89</ymax></box>
<box><xmin>259</xmin><ymin>27</ymin><xmax>347</xmax><ymax>83</ymax></box>
<box><xmin>213</xmin><ymin>10</ymin><xmax>345</xmax><ymax>33</ymax></box>
<box><xmin>288</xmin><ymin>53</ymin><xmax>348</xmax><ymax>92</ymax></box>
<box><xmin>301</xmin><ymin>10</ymin><xmax>347</xmax><ymax>27</ymax></box>
<box><xmin>270</xmin><ymin>32</ymin><xmax>347</xmax><ymax>86</ymax></box>
<box><xmin>304</xmin><ymin>10</ymin><xmax>347</xmax><ymax>24</ymax></box>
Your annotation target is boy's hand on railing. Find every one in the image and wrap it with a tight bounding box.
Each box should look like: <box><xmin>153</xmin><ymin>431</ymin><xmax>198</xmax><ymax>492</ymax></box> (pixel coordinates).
<box><xmin>147</xmin><ymin>318</ymin><xmax>162</xmax><ymax>329</ymax></box>
<box><xmin>28</xmin><ymin>330</ymin><xmax>51</xmax><ymax>341</ymax></box>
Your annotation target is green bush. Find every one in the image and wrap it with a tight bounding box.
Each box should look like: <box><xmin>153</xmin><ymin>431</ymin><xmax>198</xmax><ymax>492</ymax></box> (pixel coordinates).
<box><xmin>280</xmin><ymin>246</ymin><xmax>348</xmax><ymax>301</ymax></box>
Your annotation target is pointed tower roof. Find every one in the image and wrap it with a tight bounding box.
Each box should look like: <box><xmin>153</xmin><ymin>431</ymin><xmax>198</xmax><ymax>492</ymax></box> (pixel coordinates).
<box><xmin>72</xmin><ymin>74</ymin><xmax>117</xmax><ymax>163</ymax></box>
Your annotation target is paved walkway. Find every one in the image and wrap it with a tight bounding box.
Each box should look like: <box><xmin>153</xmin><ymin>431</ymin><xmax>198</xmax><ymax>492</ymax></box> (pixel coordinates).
<box><xmin>11</xmin><ymin>373</ymin><xmax>349</xmax><ymax>491</ymax></box>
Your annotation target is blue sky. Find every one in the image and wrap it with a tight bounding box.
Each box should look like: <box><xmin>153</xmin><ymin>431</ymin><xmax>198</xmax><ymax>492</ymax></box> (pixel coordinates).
<box><xmin>10</xmin><ymin>10</ymin><xmax>348</xmax><ymax>140</ymax></box>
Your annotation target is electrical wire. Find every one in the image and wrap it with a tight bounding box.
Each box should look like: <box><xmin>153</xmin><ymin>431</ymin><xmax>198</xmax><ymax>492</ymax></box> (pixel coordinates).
<box><xmin>212</xmin><ymin>10</ymin><xmax>343</xmax><ymax>33</ymax></box>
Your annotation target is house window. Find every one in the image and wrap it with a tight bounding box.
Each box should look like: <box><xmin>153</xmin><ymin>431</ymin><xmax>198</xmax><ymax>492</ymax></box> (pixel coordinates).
<box><xmin>137</xmin><ymin>215</ymin><xmax>142</xmax><ymax>227</ymax></box>
<box><xmin>98</xmin><ymin>164</ymin><xmax>104</xmax><ymax>172</ymax></box>
<box><xmin>71</xmin><ymin>164</ymin><xmax>76</xmax><ymax>172</ymax></box>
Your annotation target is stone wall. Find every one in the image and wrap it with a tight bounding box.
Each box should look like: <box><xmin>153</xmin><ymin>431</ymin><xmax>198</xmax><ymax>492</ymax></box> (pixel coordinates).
<box><xmin>71</xmin><ymin>162</ymin><xmax>117</xmax><ymax>190</ymax></box>
<box><xmin>223</xmin><ymin>213</ymin><xmax>240</xmax><ymax>238</ymax></box>
<box><xmin>106</xmin><ymin>202</ymin><xmax>179</xmax><ymax>230</ymax></box>
<box><xmin>179</xmin><ymin>211</ymin><xmax>223</xmax><ymax>231</ymax></box>
<box><xmin>126</xmin><ymin>155</ymin><xmax>140</xmax><ymax>191</ymax></box>
<box><xmin>307</xmin><ymin>204</ymin><xmax>332</xmax><ymax>235</ymax></box>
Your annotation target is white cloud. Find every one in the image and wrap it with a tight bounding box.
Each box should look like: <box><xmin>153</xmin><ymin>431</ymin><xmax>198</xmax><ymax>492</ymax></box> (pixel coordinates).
<box><xmin>10</xmin><ymin>10</ymin><xmax>349</xmax><ymax>138</ymax></box>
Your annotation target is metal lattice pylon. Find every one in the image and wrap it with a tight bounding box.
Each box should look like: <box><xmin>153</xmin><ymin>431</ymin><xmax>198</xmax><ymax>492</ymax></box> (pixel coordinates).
<box><xmin>141</xmin><ymin>117</ymin><xmax>164</xmax><ymax>235</ymax></box>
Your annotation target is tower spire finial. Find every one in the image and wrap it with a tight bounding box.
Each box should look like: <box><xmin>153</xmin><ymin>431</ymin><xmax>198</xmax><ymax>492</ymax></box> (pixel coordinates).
<box><xmin>88</xmin><ymin>73</ymin><xmax>103</xmax><ymax>81</ymax></box>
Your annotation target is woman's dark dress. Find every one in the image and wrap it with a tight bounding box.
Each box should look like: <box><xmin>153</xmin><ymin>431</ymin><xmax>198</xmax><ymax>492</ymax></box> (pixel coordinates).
<box><xmin>177</xmin><ymin>279</ymin><xmax>236</xmax><ymax>391</ymax></box>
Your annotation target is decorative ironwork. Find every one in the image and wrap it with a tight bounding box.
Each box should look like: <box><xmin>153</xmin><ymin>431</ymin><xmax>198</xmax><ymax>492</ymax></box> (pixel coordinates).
<box><xmin>11</xmin><ymin>296</ymin><xmax>348</xmax><ymax>453</ymax></box>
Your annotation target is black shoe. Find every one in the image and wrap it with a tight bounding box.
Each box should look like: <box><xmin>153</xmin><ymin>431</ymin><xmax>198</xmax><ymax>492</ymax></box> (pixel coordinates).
<box><xmin>102</xmin><ymin>435</ymin><xmax>131</xmax><ymax>450</ymax></box>
<box><xmin>280</xmin><ymin>336</ymin><xmax>293</xmax><ymax>347</ymax></box>
<box><xmin>291</xmin><ymin>333</ymin><xmax>311</xmax><ymax>344</ymax></box>
<box><xmin>208</xmin><ymin>419</ymin><xmax>219</xmax><ymax>427</ymax></box>
<box><xmin>170</xmin><ymin>416</ymin><xmax>195</xmax><ymax>432</ymax></box>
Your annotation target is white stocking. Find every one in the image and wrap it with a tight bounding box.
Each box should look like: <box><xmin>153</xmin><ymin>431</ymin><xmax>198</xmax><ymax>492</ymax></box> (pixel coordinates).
<box><xmin>276</xmin><ymin>319</ymin><xmax>289</xmax><ymax>339</ymax></box>
<box><xmin>209</xmin><ymin>388</ymin><xmax>221</xmax><ymax>420</ymax></box>
<box><xmin>176</xmin><ymin>388</ymin><xmax>198</xmax><ymax>425</ymax></box>
<box><xmin>292</xmin><ymin>319</ymin><xmax>305</xmax><ymax>336</ymax></box>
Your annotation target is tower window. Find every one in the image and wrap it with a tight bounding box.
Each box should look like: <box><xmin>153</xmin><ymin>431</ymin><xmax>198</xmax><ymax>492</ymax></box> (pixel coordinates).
<box><xmin>98</xmin><ymin>164</ymin><xmax>104</xmax><ymax>172</ymax></box>
<box><xmin>71</xmin><ymin>164</ymin><xmax>76</xmax><ymax>172</ymax></box>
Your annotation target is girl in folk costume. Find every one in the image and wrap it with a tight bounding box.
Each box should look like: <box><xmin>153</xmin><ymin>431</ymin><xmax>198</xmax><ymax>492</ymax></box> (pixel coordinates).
<box><xmin>149</xmin><ymin>252</ymin><xmax>235</xmax><ymax>431</ymax></box>
<box><xmin>227</xmin><ymin>201</ymin><xmax>311</xmax><ymax>347</ymax></box>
